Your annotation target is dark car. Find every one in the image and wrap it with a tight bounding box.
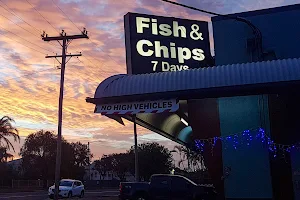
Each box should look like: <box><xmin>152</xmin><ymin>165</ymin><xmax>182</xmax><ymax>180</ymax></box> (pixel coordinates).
<box><xmin>119</xmin><ymin>174</ymin><xmax>216</xmax><ymax>200</ymax></box>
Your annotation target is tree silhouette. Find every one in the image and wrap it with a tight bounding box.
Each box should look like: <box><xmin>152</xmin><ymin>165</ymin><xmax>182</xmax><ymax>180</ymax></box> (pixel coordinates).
<box><xmin>0</xmin><ymin>116</ymin><xmax>19</xmax><ymax>151</ymax></box>
<box><xmin>128</xmin><ymin>142</ymin><xmax>173</xmax><ymax>181</ymax></box>
<box><xmin>0</xmin><ymin>147</ymin><xmax>13</xmax><ymax>162</ymax></box>
<box><xmin>20</xmin><ymin>130</ymin><xmax>91</xmax><ymax>187</ymax></box>
<box><xmin>174</xmin><ymin>145</ymin><xmax>205</xmax><ymax>172</ymax></box>
<box><xmin>94</xmin><ymin>153</ymin><xmax>131</xmax><ymax>181</ymax></box>
<box><xmin>94</xmin><ymin>142</ymin><xmax>173</xmax><ymax>181</ymax></box>
<box><xmin>94</xmin><ymin>154</ymin><xmax>113</xmax><ymax>180</ymax></box>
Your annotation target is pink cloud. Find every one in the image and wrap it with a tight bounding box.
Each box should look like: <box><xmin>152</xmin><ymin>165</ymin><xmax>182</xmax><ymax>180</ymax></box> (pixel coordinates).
<box><xmin>0</xmin><ymin>0</ymin><xmax>295</xmax><ymax>159</ymax></box>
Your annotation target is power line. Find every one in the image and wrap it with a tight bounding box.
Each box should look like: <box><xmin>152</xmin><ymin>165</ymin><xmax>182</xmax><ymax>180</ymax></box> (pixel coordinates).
<box><xmin>89</xmin><ymin>39</ymin><xmax>125</xmax><ymax>69</ymax></box>
<box><xmin>0</xmin><ymin>0</ymin><xmax>42</xmax><ymax>34</ymax></box>
<box><xmin>0</xmin><ymin>1</ymin><xmax>60</xmax><ymax>50</ymax></box>
<box><xmin>25</xmin><ymin>0</ymin><xmax>60</xmax><ymax>34</ymax></box>
<box><xmin>48</xmin><ymin>2</ymin><xmax>112</xmax><ymax>71</ymax></box>
<box><xmin>161</xmin><ymin>0</ymin><xmax>263</xmax><ymax>59</ymax></box>
<box><xmin>50</xmin><ymin>0</ymin><xmax>82</xmax><ymax>32</ymax></box>
<box><xmin>76</xmin><ymin>57</ymin><xmax>117</xmax><ymax>75</ymax></box>
<box><xmin>0</xmin><ymin>24</ymin><xmax>54</xmax><ymax>54</ymax></box>
<box><xmin>0</xmin><ymin>12</ymin><xmax>41</xmax><ymax>38</ymax></box>
<box><xmin>65</xmin><ymin>70</ymin><xmax>97</xmax><ymax>84</ymax></box>
<box><xmin>161</xmin><ymin>0</ymin><xmax>226</xmax><ymax>17</ymax></box>
<box><xmin>0</xmin><ymin>30</ymin><xmax>47</xmax><ymax>55</ymax></box>
<box><xmin>0</xmin><ymin>67</ymin><xmax>56</xmax><ymax>84</ymax></box>
<box><xmin>47</xmin><ymin>0</ymin><xmax>123</xmax><ymax>77</ymax></box>
<box><xmin>48</xmin><ymin>1</ymin><xmax>124</xmax><ymax>71</ymax></box>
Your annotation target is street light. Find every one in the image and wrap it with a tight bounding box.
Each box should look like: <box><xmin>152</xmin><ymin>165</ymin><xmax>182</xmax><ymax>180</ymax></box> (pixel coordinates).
<box><xmin>181</xmin><ymin>118</ymin><xmax>188</xmax><ymax>126</ymax></box>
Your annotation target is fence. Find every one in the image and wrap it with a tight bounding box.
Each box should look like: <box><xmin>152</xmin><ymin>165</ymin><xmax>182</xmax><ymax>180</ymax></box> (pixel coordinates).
<box><xmin>83</xmin><ymin>180</ymin><xmax>120</xmax><ymax>189</ymax></box>
<box><xmin>0</xmin><ymin>180</ymin><xmax>45</xmax><ymax>189</ymax></box>
<box><xmin>12</xmin><ymin>180</ymin><xmax>43</xmax><ymax>189</ymax></box>
<box><xmin>0</xmin><ymin>180</ymin><xmax>12</xmax><ymax>189</ymax></box>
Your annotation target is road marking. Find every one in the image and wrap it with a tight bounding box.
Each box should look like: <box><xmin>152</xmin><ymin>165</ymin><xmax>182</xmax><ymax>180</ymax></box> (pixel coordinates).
<box><xmin>0</xmin><ymin>194</ymin><xmax>46</xmax><ymax>199</ymax></box>
<box><xmin>0</xmin><ymin>190</ymin><xmax>119</xmax><ymax>199</ymax></box>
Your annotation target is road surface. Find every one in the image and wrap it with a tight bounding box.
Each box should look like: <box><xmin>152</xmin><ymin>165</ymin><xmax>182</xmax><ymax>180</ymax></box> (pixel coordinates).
<box><xmin>0</xmin><ymin>190</ymin><xmax>119</xmax><ymax>200</ymax></box>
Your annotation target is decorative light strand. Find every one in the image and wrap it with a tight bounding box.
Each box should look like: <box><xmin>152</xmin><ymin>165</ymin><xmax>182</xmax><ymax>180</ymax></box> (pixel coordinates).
<box><xmin>193</xmin><ymin>128</ymin><xmax>300</xmax><ymax>158</ymax></box>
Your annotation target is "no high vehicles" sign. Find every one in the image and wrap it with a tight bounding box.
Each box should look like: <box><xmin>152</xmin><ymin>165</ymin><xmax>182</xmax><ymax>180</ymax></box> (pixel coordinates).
<box><xmin>96</xmin><ymin>99</ymin><xmax>179</xmax><ymax>115</ymax></box>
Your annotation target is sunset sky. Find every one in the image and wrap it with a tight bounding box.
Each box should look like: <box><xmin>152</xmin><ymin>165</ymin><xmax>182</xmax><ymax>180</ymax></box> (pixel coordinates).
<box><xmin>1</xmin><ymin>0</ymin><xmax>299</xmax><ymax>159</ymax></box>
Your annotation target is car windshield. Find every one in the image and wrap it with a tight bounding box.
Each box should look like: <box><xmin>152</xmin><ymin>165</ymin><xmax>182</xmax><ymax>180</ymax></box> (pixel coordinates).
<box><xmin>182</xmin><ymin>176</ymin><xmax>197</xmax><ymax>186</ymax></box>
<box><xmin>59</xmin><ymin>181</ymin><xmax>73</xmax><ymax>187</ymax></box>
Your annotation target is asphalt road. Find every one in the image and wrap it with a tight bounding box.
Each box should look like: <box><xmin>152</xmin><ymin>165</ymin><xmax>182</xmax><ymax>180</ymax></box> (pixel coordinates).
<box><xmin>0</xmin><ymin>190</ymin><xmax>119</xmax><ymax>200</ymax></box>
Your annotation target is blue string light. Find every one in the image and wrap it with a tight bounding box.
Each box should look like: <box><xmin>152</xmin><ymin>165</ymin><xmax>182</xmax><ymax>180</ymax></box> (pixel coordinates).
<box><xmin>193</xmin><ymin>128</ymin><xmax>300</xmax><ymax>157</ymax></box>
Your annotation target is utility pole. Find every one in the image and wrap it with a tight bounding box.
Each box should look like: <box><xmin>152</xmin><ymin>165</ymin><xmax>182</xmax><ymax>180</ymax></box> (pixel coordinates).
<box><xmin>42</xmin><ymin>29</ymin><xmax>88</xmax><ymax>200</ymax></box>
<box><xmin>133</xmin><ymin>115</ymin><xmax>139</xmax><ymax>182</ymax></box>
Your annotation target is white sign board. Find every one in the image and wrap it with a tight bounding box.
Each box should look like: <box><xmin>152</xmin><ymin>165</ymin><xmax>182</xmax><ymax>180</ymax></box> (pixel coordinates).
<box><xmin>96</xmin><ymin>99</ymin><xmax>179</xmax><ymax>115</ymax></box>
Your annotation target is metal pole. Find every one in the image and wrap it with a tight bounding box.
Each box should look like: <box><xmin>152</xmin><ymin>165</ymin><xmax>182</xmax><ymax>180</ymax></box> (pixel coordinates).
<box><xmin>54</xmin><ymin>34</ymin><xmax>67</xmax><ymax>200</ymax></box>
<box><xmin>88</xmin><ymin>142</ymin><xmax>91</xmax><ymax>180</ymax></box>
<box><xmin>133</xmin><ymin>115</ymin><xmax>139</xmax><ymax>182</ymax></box>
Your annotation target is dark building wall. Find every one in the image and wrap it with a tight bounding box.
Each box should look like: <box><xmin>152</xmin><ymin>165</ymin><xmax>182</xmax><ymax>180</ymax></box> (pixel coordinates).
<box><xmin>188</xmin><ymin>99</ymin><xmax>225</xmax><ymax>199</ymax></box>
<box><xmin>212</xmin><ymin>4</ymin><xmax>300</xmax><ymax>200</ymax></box>
<box><xmin>212</xmin><ymin>4</ymin><xmax>300</xmax><ymax>66</ymax></box>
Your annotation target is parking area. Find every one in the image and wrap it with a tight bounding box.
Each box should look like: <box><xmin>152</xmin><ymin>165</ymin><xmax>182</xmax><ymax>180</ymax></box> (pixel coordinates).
<box><xmin>0</xmin><ymin>190</ymin><xmax>119</xmax><ymax>200</ymax></box>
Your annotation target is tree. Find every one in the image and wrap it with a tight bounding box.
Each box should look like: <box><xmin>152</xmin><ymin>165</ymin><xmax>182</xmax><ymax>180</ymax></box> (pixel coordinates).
<box><xmin>111</xmin><ymin>153</ymin><xmax>131</xmax><ymax>181</ymax></box>
<box><xmin>94</xmin><ymin>155</ymin><xmax>113</xmax><ymax>180</ymax></box>
<box><xmin>20</xmin><ymin>130</ymin><xmax>58</xmax><ymax>185</ymax></box>
<box><xmin>94</xmin><ymin>142</ymin><xmax>173</xmax><ymax>181</ymax></box>
<box><xmin>94</xmin><ymin>153</ymin><xmax>131</xmax><ymax>181</ymax></box>
<box><xmin>20</xmin><ymin>130</ymin><xmax>92</xmax><ymax>187</ymax></box>
<box><xmin>0</xmin><ymin>147</ymin><xmax>13</xmax><ymax>162</ymax></box>
<box><xmin>128</xmin><ymin>142</ymin><xmax>173</xmax><ymax>181</ymax></box>
<box><xmin>174</xmin><ymin>145</ymin><xmax>205</xmax><ymax>172</ymax></box>
<box><xmin>71</xmin><ymin>142</ymin><xmax>92</xmax><ymax>167</ymax></box>
<box><xmin>0</xmin><ymin>116</ymin><xmax>19</xmax><ymax>151</ymax></box>
<box><xmin>61</xmin><ymin>142</ymin><xmax>92</xmax><ymax>180</ymax></box>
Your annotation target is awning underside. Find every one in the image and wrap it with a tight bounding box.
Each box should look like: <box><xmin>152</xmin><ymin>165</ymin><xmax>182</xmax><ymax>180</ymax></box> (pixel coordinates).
<box><xmin>106</xmin><ymin>100</ymin><xmax>192</xmax><ymax>145</ymax></box>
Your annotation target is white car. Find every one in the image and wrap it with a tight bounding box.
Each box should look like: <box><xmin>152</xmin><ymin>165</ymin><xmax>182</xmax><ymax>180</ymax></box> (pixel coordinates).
<box><xmin>48</xmin><ymin>179</ymin><xmax>85</xmax><ymax>199</ymax></box>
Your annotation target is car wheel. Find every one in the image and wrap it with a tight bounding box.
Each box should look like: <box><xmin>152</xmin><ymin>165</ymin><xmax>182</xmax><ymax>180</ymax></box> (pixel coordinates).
<box><xmin>134</xmin><ymin>193</ymin><xmax>147</xmax><ymax>200</ymax></box>
<box><xmin>80</xmin><ymin>191</ymin><xmax>84</xmax><ymax>198</ymax></box>
<box><xmin>68</xmin><ymin>191</ymin><xmax>72</xmax><ymax>198</ymax></box>
<box><xmin>194</xmin><ymin>196</ymin><xmax>206</xmax><ymax>200</ymax></box>
<box><xmin>136</xmin><ymin>197</ymin><xmax>146</xmax><ymax>200</ymax></box>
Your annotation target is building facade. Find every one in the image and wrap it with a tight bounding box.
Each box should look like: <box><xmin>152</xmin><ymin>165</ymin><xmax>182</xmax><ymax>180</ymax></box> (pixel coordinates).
<box><xmin>88</xmin><ymin>4</ymin><xmax>300</xmax><ymax>200</ymax></box>
<box><xmin>211</xmin><ymin>4</ymin><xmax>300</xmax><ymax>200</ymax></box>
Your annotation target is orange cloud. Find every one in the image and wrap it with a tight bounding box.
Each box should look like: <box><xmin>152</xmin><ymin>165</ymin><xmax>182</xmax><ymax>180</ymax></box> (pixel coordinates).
<box><xmin>0</xmin><ymin>0</ymin><xmax>290</xmax><ymax>159</ymax></box>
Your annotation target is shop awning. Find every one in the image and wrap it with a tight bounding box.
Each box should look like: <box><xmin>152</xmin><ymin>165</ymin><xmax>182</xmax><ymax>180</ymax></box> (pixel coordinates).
<box><xmin>86</xmin><ymin>58</ymin><xmax>300</xmax><ymax>145</ymax></box>
<box><xmin>87</xmin><ymin>58</ymin><xmax>300</xmax><ymax>105</ymax></box>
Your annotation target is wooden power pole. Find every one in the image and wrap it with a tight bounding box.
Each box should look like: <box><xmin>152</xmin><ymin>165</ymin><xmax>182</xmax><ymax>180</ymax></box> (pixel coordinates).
<box><xmin>42</xmin><ymin>29</ymin><xmax>88</xmax><ymax>200</ymax></box>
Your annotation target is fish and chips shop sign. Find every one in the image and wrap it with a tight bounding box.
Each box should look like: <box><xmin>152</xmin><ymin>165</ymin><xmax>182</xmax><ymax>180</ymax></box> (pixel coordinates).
<box><xmin>96</xmin><ymin>99</ymin><xmax>179</xmax><ymax>115</ymax></box>
<box><xmin>124</xmin><ymin>12</ymin><xmax>211</xmax><ymax>74</ymax></box>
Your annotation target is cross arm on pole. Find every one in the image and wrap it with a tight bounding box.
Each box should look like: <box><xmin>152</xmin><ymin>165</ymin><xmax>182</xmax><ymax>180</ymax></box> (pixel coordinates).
<box><xmin>42</xmin><ymin>34</ymin><xmax>88</xmax><ymax>41</ymax></box>
<box><xmin>45</xmin><ymin>53</ymin><xmax>82</xmax><ymax>58</ymax></box>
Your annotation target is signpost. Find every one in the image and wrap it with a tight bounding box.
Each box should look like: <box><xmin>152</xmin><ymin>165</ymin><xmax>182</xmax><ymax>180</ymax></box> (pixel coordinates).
<box><xmin>124</xmin><ymin>12</ymin><xmax>211</xmax><ymax>74</ymax></box>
